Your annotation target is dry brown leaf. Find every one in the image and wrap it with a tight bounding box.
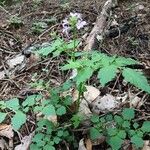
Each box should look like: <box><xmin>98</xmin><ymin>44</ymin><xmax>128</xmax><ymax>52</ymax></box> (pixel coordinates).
<box><xmin>0</xmin><ymin>124</ymin><xmax>14</xmax><ymax>139</ymax></box>
<box><xmin>85</xmin><ymin>138</ymin><xmax>92</xmax><ymax>150</ymax></box>
<box><xmin>14</xmin><ymin>132</ymin><xmax>35</xmax><ymax>150</ymax></box>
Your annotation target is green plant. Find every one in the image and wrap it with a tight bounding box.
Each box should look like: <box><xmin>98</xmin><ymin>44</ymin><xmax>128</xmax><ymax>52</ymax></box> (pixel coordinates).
<box><xmin>36</xmin><ymin>38</ymin><xmax>79</xmax><ymax>58</ymax></box>
<box><xmin>8</xmin><ymin>15</ymin><xmax>23</xmax><ymax>28</ymax></box>
<box><xmin>31</xmin><ymin>21</ymin><xmax>48</xmax><ymax>34</ymax></box>
<box><xmin>0</xmin><ymin>83</ymin><xmax>76</xmax><ymax>149</ymax></box>
<box><xmin>62</xmin><ymin>51</ymin><xmax>150</xmax><ymax>93</ymax></box>
<box><xmin>90</xmin><ymin>108</ymin><xmax>150</xmax><ymax>150</ymax></box>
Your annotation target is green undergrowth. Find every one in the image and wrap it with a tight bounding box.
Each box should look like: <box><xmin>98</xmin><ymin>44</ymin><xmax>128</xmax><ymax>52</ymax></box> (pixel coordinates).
<box><xmin>0</xmin><ymin>87</ymin><xmax>150</xmax><ymax>149</ymax></box>
<box><xmin>0</xmin><ymin>13</ymin><xmax>150</xmax><ymax>150</ymax></box>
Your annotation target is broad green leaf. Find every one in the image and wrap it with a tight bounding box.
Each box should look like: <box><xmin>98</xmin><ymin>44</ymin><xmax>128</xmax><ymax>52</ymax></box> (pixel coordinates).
<box><xmin>107</xmin><ymin>128</ymin><xmax>118</xmax><ymax>136</ymax></box>
<box><xmin>131</xmin><ymin>135</ymin><xmax>144</xmax><ymax>148</ymax></box>
<box><xmin>122</xmin><ymin>68</ymin><xmax>150</xmax><ymax>93</ymax></box>
<box><xmin>122</xmin><ymin>121</ymin><xmax>130</xmax><ymax>128</ymax></box>
<box><xmin>30</xmin><ymin>144</ymin><xmax>40</xmax><ymax>150</ymax></box>
<box><xmin>57</xmin><ymin>130</ymin><xmax>63</xmax><ymax>137</ymax></box>
<box><xmin>98</xmin><ymin>65</ymin><xmax>117</xmax><ymax>86</ymax></box>
<box><xmin>76</xmin><ymin>67</ymin><xmax>93</xmax><ymax>85</ymax></box>
<box><xmin>114</xmin><ymin>115</ymin><xmax>123</xmax><ymax>126</ymax></box>
<box><xmin>42</xmin><ymin>105</ymin><xmax>56</xmax><ymax>116</ymax></box>
<box><xmin>122</xmin><ymin>108</ymin><xmax>135</xmax><ymax>120</ymax></box>
<box><xmin>37</xmin><ymin>46</ymin><xmax>54</xmax><ymax>56</ymax></box>
<box><xmin>128</xmin><ymin>130</ymin><xmax>136</xmax><ymax>136</ymax></box>
<box><xmin>108</xmin><ymin>135</ymin><xmax>123</xmax><ymax>150</ymax></box>
<box><xmin>0</xmin><ymin>112</ymin><xmax>7</xmax><ymax>123</ymax></box>
<box><xmin>56</xmin><ymin>106</ymin><xmax>66</xmax><ymax>116</ymax></box>
<box><xmin>5</xmin><ymin>98</ymin><xmax>19</xmax><ymax>110</ymax></box>
<box><xmin>141</xmin><ymin>121</ymin><xmax>150</xmax><ymax>132</ymax></box>
<box><xmin>91</xmin><ymin>115</ymin><xmax>99</xmax><ymax>123</ymax></box>
<box><xmin>117</xmin><ymin>130</ymin><xmax>126</xmax><ymax>139</ymax></box>
<box><xmin>53</xmin><ymin>136</ymin><xmax>61</xmax><ymax>144</ymax></box>
<box><xmin>44</xmin><ymin>144</ymin><xmax>55</xmax><ymax>150</ymax></box>
<box><xmin>61</xmin><ymin>60</ymin><xmax>82</xmax><ymax>70</ymax></box>
<box><xmin>22</xmin><ymin>95</ymin><xmax>37</xmax><ymax>107</ymax></box>
<box><xmin>67</xmin><ymin>40</ymin><xmax>80</xmax><ymax>49</ymax></box>
<box><xmin>11</xmin><ymin>111</ymin><xmax>26</xmax><ymax>130</ymax></box>
<box><xmin>115</xmin><ymin>57</ymin><xmax>138</xmax><ymax>67</ymax></box>
<box><xmin>90</xmin><ymin>127</ymin><xmax>102</xmax><ymax>140</ymax></box>
<box><xmin>37</xmin><ymin>38</ymin><xmax>63</xmax><ymax>56</ymax></box>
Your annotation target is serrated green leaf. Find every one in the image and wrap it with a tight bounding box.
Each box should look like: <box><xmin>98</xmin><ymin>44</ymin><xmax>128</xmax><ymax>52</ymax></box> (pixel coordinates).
<box><xmin>131</xmin><ymin>135</ymin><xmax>144</xmax><ymax>148</ymax></box>
<box><xmin>115</xmin><ymin>57</ymin><xmax>138</xmax><ymax>67</ymax></box>
<box><xmin>122</xmin><ymin>121</ymin><xmax>130</xmax><ymax>128</ymax></box>
<box><xmin>98</xmin><ymin>65</ymin><xmax>117</xmax><ymax>86</ymax></box>
<box><xmin>53</xmin><ymin>136</ymin><xmax>61</xmax><ymax>144</ymax></box>
<box><xmin>141</xmin><ymin>121</ymin><xmax>150</xmax><ymax>132</ymax></box>
<box><xmin>107</xmin><ymin>128</ymin><xmax>118</xmax><ymax>136</ymax></box>
<box><xmin>117</xmin><ymin>130</ymin><xmax>126</xmax><ymax>139</ymax></box>
<box><xmin>114</xmin><ymin>115</ymin><xmax>123</xmax><ymax>126</ymax></box>
<box><xmin>11</xmin><ymin>111</ymin><xmax>26</xmax><ymax>130</ymax></box>
<box><xmin>76</xmin><ymin>67</ymin><xmax>93</xmax><ymax>85</ymax></box>
<box><xmin>0</xmin><ymin>112</ymin><xmax>7</xmax><ymax>123</ymax></box>
<box><xmin>57</xmin><ymin>130</ymin><xmax>63</xmax><ymax>137</ymax></box>
<box><xmin>122</xmin><ymin>68</ymin><xmax>150</xmax><ymax>93</ymax></box>
<box><xmin>37</xmin><ymin>38</ymin><xmax>63</xmax><ymax>56</ymax></box>
<box><xmin>42</xmin><ymin>105</ymin><xmax>56</xmax><ymax>116</ymax></box>
<box><xmin>122</xmin><ymin>108</ymin><xmax>135</xmax><ymax>120</ymax></box>
<box><xmin>44</xmin><ymin>144</ymin><xmax>55</xmax><ymax>150</ymax></box>
<box><xmin>108</xmin><ymin>135</ymin><xmax>123</xmax><ymax>150</ymax></box>
<box><xmin>56</xmin><ymin>106</ymin><xmax>66</xmax><ymax>116</ymax></box>
<box><xmin>61</xmin><ymin>60</ymin><xmax>82</xmax><ymax>70</ymax></box>
<box><xmin>90</xmin><ymin>127</ymin><xmax>102</xmax><ymax>140</ymax></box>
<box><xmin>5</xmin><ymin>98</ymin><xmax>19</xmax><ymax>110</ymax></box>
<box><xmin>91</xmin><ymin>115</ymin><xmax>99</xmax><ymax>123</ymax></box>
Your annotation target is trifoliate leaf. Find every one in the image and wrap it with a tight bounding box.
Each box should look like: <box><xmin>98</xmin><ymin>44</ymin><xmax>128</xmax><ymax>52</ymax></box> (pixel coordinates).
<box><xmin>56</xmin><ymin>106</ymin><xmax>66</xmax><ymax>116</ymax></box>
<box><xmin>11</xmin><ymin>111</ymin><xmax>26</xmax><ymax>130</ymax></box>
<box><xmin>0</xmin><ymin>112</ymin><xmax>7</xmax><ymax>123</ymax></box>
<box><xmin>5</xmin><ymin>98</ymin><xmax>19</xmax><ymax>110</ymax></box>
<box><xmin>98</xmin><ymin>65</ymin><xmax>117</xmax><ymax>86</ymax></box>
<box><xmin>42</xmin><ymin>105</ymin><xmax>56</xmax><ymax>116</ymax></box>
<box><xmin>44</xmin><ymin>144</ymin><xmax>55</xmax><ymax>150</ymax></box>
<box><xmin>76</xmin><ymin>67</ymin><xmax>93</xmax><ymax>85</ymax></box>
<box><xmin>122</xmin><ymin>68</ymin><xmax>150</xmax><ymax>93</ymax></box>
<box><xmin>122</xmin><ymin>108</ymin><xmax>135</xmax><ymax>120</ymax></box>
<box><xmin>141</xmin><ymin>121</ymin><xmax>150</xmax><ymax>132</ymax></box>
<box><xmin>131</xmin><ymin>135</ymin><xmax>144</xmax><ymax>148</ymax></box>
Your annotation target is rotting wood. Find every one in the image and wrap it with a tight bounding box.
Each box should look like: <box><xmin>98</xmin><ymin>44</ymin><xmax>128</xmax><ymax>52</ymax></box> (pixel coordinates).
<box><xmin>84</xmin><ymin>0</ymin><xmax>118</xmax><ymax>51</ymax></box>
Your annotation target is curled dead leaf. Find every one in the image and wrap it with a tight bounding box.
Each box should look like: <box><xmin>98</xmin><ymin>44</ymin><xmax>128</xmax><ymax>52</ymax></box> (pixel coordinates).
<box><xmin>0</xmin><ymin>124</ymin><xmax>14</xmax><ymax>139</ymax></box>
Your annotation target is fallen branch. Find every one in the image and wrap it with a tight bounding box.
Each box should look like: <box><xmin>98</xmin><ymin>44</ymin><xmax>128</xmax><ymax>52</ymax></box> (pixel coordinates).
<box><xmin>84</xmin><ymin>0</ymin><xmax>118</xmax><ymax>51</ymax></box>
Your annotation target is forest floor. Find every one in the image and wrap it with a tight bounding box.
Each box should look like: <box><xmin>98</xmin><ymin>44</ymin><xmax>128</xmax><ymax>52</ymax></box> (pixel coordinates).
<box><xmin>0</xmin><ymin>0</ymin><xmax>150</xmax><ymax>150</ymax></box>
